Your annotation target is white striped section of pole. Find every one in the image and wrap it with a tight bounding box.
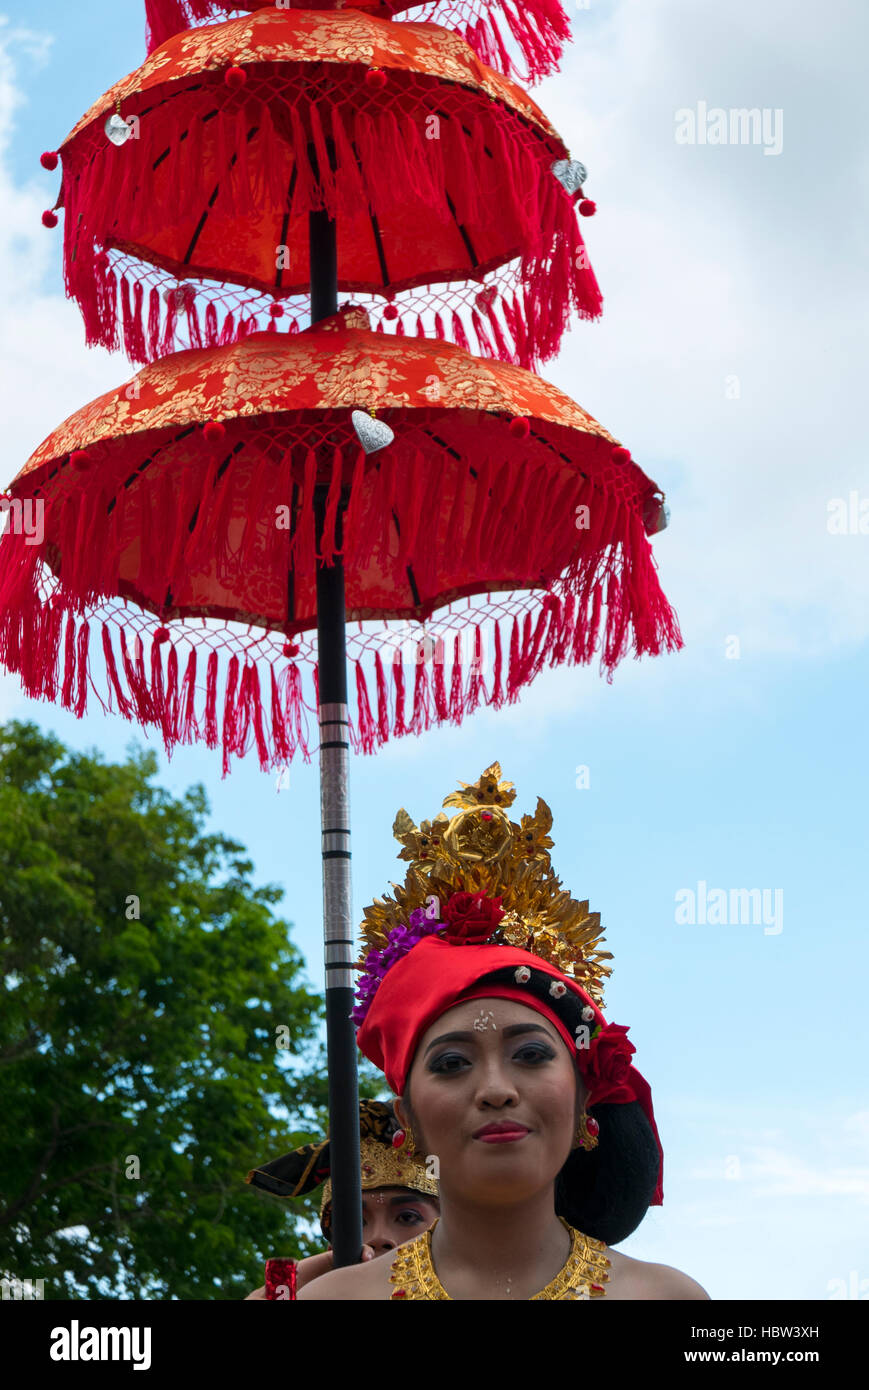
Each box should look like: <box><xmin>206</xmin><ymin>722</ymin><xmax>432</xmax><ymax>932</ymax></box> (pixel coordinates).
<box><xmin>320</xmin><ymin>701</ymin><xmax>354</xmax><ymax>991</ymax></box>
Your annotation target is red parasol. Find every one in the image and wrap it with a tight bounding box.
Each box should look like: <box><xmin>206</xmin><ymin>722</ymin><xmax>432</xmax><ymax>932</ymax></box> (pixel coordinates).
<box><xmin>0</xmin><ymin>306</ymin><xmax>678</xmax><ymax>778</ymax></box>
<box><xmin>46</xmin><ymin>8</ymin><xmax>600</xmax><ymax>370</ymax></box>
<box><xmin>143</xmin><ymin>0</ymin><xmax>573</xmax><ymax>86</ymax></box>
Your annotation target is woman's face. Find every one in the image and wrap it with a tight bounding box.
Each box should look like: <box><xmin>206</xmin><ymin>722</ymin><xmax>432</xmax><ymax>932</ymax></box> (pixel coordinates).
<box><xmin>358</xmin><ymin>1188</ymin><xmax>439</xmax><ymax>1256</ymax></box>
<box><xmin>398</xmin><ymin>997</ymin><xmax>585</xmax><ymax>1208</ymax></box>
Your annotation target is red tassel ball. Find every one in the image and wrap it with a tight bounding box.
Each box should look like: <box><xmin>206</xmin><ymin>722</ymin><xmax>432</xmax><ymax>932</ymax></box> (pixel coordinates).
<box><xmin>578</xmin><ymin>199</ymin><xmax>597</xmax><ymax>217</ymax></box>
<box><xmin>282</xmin><ymin>641</ymin><xmax>300</xmax><ymax>658</ymax></box>
<box><xmin>40</xmin><ymin>151</ymin><xmax>59</xmax><ymax>171</ymax></box>
<box><xmin>69</xmin><ymin>449</ymin><xmax>90</xmax><ymax>471</ymax></box>
<box><xmin>383</xmin><ymin>304</ymin><xmax>399</xmax><ymax>321</ymax></box>
<box><xmin>154</xmin><ymin>626</ymin><xmax>171</xmax><ymax>644</ymax></box>
<box><xmin>41</xmin><ymin>210</ymin><xmax>58</xmax><ymax>228</ymax></box>
<box><xmin>365</xmin><ymin>67</ymin><xmax>387</xmax><ymax>92</ymax></box>
<box><xmin>611</xmin><ymin>446</ymin><xmax>631</xmax><ymax>465</ymax></box>
<box><xmin>225</xmin><ymin>65</ymin><xmax>247</xmax><ymax>88</ymax></box>
<box><xmin>269</xmin><ymin>303</ymin><xmax>284</xmax><ymax>318</ymax></box>
<box><xmin>509</xmin><ymin>416</ymin><xmax>531</xmax><ymax>439</ymax></box>
<box><xmin>203</xmin><ymin>420</ymin><xmax>226</xmax><ymax>442</ymax></box>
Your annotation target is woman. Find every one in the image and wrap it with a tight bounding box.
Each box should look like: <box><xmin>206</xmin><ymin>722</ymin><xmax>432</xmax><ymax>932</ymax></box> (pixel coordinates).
<box><xmin>299</xmin><ymin>762</ymin><xmax>710</xmax><ymax>1301</ymax></box>
<box><xmin>244</xmin><ymin>1099</ymin><xmax>439</xmax><ymax>1298</ymax></box>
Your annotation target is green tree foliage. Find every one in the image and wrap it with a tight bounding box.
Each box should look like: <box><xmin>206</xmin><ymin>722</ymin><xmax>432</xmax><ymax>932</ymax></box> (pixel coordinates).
<box><xmin>0</xmin><ymin>720</ymin><xmax>341</xmax><ymax>1299</ymax></box>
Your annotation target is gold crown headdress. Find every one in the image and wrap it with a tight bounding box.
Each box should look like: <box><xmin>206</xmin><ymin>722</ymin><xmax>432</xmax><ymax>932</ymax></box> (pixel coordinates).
<box><xmin>357</xmin><ymin>762</ymin><xmax>612</xmax><ymax>1006</ymax></box>
<box><xmin>246</xmin><ymin>1100</ymin><xmax>437</xmax><ymax>1237</ymax></box>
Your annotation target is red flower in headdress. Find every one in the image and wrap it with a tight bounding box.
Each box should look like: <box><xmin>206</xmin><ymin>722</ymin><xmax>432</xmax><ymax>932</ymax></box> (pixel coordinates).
<box><xmin>441</xmin><ymin>891</ymin><xmax>504</xmax><ymax>945</ymax></box>
<box><xmin>581</xmin><ymin>1023</ymin><xmax>637</xmax><ymax>1105</ymax></box>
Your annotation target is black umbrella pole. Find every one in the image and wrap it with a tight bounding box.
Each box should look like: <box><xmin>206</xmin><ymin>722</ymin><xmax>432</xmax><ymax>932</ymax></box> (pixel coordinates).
<box><xmin>310</xmin><ymin>207</ymin><xmax>363</xmax><ymax>1268</ymax></box>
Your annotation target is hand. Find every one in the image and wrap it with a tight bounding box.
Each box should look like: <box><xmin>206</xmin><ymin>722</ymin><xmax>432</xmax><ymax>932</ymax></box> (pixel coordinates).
<box><xmin>297</xmin><ymin>1244</ymin><xmax>376</xmax><ymax>1290</ymax></box>
<box><xmin>243</xmin><ymin>1246</ymin><xmax>376</xmax><ymax>1299</ymax></box>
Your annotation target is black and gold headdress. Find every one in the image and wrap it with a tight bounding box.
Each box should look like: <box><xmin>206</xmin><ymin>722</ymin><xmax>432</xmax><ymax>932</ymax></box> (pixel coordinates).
<box><xmin>245</xmin><ymin>1100</ymin><xmax>437</xmax><ymax>1237</ymax></box>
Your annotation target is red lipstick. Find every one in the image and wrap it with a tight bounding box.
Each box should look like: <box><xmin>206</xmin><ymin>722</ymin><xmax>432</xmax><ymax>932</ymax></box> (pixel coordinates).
<box><xmin>473</xmin><ymin>1122</ymin><xmax>530</xmax><ymax>1144</ymax></box>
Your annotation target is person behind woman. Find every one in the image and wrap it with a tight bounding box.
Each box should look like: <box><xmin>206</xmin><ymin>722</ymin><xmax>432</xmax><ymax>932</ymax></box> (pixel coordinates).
<box><xmin>244</xmin><ymin>1099</ymin><xmax>439</xmax><ymax>1298</ymax></box>
<box><xmin>299</xmin><ymin>762</ymin><xmax>710</xmax><ymax>1301</ymax></box>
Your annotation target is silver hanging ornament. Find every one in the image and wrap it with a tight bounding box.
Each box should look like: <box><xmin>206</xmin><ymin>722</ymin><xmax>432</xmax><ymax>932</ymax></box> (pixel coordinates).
<box><xmin>163</xmin><ymin>283</ymin><xmax>196</xmax><ymax>310</ymax></box>
<box><xmin>551</xmin><ymin>158</ymin><xmax>588</xmax><ymax>195</ymax></box>
<box><xmin>104</xmin><ymin>112</ymin><xmax>133</xmax><ymax>146</ymax></box>
<box><xmin>643</xmin><ymin>494</ymin><xmax>671</xmax><ymax>535</ymax></box>
<box><xmin>351</xmin><ymin>409</ymin><xmax>394</xmax><ymax>455</ymax></box>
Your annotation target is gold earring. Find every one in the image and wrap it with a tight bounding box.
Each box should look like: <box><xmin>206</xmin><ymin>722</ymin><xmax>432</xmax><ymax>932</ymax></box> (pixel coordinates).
<box><xmin>392</xmin><ymin>1124</ymin><xmax>416</xmax><ymax>1155</ymax></box>
<box><xmin>572</xmin><ymin>1111</ymin><xmax>600</xmax><ymax>1151</ymax></box>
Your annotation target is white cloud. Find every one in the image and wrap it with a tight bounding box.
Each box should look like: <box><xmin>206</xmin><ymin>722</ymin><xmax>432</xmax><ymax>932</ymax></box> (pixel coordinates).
<box><xmin>0</xmin><ymin>27</ymin><xmax>122</xmax><ymax>471</ymax></box>
<box><xmin>844</xmin><ymin>1111</ymin><xmax>869</xmax><ymax>1141</ymax></box>
<box><xmin>690</xmin><ymin>1149</ymin><xmax>869</xmax><ymax>1201</ymax></box>
<box><xmin>536</xmin><ymin>0</ymin><xmax>869</xmax><ymax>661</ymax></box>
<box><xmin>685</xmin><ymin>1103</ymin><xmax>869</xmax><ymax>1200</ymax></box>
<box><xmin>0</xmin><ymin>25</ymin><xmax>125</xmax><ymax>722</ymax></box>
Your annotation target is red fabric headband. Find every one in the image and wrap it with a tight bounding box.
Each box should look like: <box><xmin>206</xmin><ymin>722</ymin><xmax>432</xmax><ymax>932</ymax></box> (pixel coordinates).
<box><xmin>356</xmin><ymin>935</ymin><xmax>663</xmax><ymax>1204</ymax></box>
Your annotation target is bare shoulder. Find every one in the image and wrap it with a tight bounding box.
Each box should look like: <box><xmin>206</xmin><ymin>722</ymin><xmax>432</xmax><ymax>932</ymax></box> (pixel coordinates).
<box><xmin>605</xmin><ymin>1247</ymin><xmax>710</xmax><ymax>1301</ymax></box>
<box><xmin>297</xmin><ymin>1249</ymin><xmax>397</xmax><ymax>1302</ymax></box>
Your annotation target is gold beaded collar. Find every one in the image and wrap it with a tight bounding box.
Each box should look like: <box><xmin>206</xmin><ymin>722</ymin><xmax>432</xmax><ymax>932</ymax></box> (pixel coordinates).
<box><xmin>389</xmin><ymin>1218</ymin><xmax>610</xmax><ymax>1300</ymax></box>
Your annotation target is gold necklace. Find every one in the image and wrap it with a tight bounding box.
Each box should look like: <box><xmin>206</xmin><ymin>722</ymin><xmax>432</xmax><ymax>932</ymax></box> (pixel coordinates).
<box><xmin>389</xmin><ymin>1217</ymin><xmax>610</xmax><ymax>1300</ymax></box>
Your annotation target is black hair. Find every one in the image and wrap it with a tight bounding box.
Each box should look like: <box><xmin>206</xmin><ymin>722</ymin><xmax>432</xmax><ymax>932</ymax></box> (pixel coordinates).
<box><xmin>554</xmin><ymin>1100</ymin><xmax>660</xmax><ymax>1245</ymax></box>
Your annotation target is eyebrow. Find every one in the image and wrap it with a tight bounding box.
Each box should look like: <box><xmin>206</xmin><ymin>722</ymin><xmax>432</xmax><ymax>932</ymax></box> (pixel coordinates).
<box><xmin>423</xmin><ymin>1023</ymin><xmax>554</xmax><ymax>1056</ymax></box>
<box><xmin>361</xmin><ymin>1192</ymin><xmax>435</xmax><ymax>1207</ymax></box>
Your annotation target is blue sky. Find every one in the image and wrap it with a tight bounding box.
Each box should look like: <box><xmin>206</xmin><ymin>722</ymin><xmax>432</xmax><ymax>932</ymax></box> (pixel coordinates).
<box><xmin>1</xmin><ymin>0</ymin><xmax>867</xmax><ymax>1299</ymax></box>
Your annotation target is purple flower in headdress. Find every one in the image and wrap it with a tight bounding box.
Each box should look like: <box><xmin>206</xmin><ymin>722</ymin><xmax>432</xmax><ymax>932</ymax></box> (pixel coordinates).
<box><xmin>351</xmin><ymin>906</ymin><xmax>443</xmax><ymax>1026</ymax></box>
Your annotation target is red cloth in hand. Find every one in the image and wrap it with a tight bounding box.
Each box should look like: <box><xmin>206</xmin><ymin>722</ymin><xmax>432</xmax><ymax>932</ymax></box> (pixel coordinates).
<box><xmin>264</xmin><ymin>1259</ymin><xmax>297</xmax><ymax>1300</ymax></box>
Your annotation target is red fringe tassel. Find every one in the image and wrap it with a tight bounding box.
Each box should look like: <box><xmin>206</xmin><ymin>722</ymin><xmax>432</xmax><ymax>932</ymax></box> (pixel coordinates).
<box><xmin>61</xmin><ymin>88</ymin><xmax>599</xmax><ymax>372</ymax></box>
